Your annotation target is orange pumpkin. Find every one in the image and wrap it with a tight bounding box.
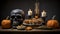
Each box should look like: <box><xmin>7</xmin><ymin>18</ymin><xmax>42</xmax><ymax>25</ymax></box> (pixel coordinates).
<box><xmin>35</xmin><ymin>16</ymin><xmax>38</xmax><ymax>19</ymax></box>
<box><xmin>46</xmin><ymin>15</ymin><xmax>59</xmax><ymax>28</ymax></box>
<box><xmin>23</xmin><ymin>19</ymin><xmax>29</xmax><ymax>24</ymax></box>
<box><xmin>29</xmin><ymin>19</ymin><xmax>32</xmax><ymax>23</ymax></box>
<box><xmin>1</xmin><ymin>16</ymin><xmax>11</xmax><ymax>29</ymax></box>
<box><xmin>25</xmin><ymin>27</ymin><xmax>32</xmax><ymax>31</ymax></box>
<box><xmin>32</xmin><ymin>18</ymin><xmax>36</xmax><ymax>23</ymax></box>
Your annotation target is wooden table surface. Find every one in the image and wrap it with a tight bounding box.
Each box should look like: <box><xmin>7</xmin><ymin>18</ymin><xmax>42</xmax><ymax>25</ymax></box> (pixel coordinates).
<box><xmin>0</xmin><ymin>26</ymin><xmax>60</xmax><ymax>34</ymax></box>
<box><xmin>0</xmin><ymin>29</ymin><xmax>60</xmax><ymax>32</ymax></box>
<box><xmin>0</xmin><ymin>26</ymin><xmax>60</xmax><ymax>32</ymax></box>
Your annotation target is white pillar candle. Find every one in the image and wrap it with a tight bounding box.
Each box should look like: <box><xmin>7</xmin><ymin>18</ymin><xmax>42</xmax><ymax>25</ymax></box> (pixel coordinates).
<box><xmin>41</xmin><ymin>10</ymin><xmax>46</xmax><ymax>17</ymax></box>
<box><xmin>28</xmin><ymin>9</ymin><xmax>32</xmax><ymax>16</ymax></box>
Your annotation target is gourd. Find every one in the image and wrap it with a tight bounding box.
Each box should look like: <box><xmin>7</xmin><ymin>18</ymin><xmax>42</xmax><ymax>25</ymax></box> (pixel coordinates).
<box><xmin>1</xmin><ymin>16</ymin><xmax>11</xmax><ymax>29</ymax></box>
<box><xmin>46</xmin><ymin>15</ymin><xmax>59</xmax><ymax>28</ymax></box>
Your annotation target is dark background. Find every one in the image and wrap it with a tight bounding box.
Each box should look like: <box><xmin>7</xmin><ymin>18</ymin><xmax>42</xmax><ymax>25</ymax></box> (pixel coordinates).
<box><xmin>0</xmin><ymin>0</ymin><xmax>60</xmax><ymax>24</ymax></box>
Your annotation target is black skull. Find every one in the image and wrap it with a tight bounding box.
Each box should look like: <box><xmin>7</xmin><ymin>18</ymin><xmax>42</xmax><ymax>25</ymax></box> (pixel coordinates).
<box><xmin>10</xmin><ymin>9</ymin><xmax>25</xmax><ymax>27</ymax></box>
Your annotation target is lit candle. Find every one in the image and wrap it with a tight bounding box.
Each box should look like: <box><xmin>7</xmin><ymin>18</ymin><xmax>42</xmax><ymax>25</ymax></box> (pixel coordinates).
<box><xmin>41</xmin><ymin>10</ymin><xmax>46</xmax><ymax>17</ymax></box>
<box><xmin>28</xmin><ymin>9</ymin><xmax>32</xmax><ymax>16</ymax></box>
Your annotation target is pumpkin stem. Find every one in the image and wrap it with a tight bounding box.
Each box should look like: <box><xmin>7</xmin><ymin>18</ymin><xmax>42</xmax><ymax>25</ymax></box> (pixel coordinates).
<box><xmin>6</xmin><ymin>16</ymin><xmax>9</xmax><ymax>20</ymax></box>
<box><xmin>52</xmin><ymin>15</ymin><xmax>56</xmax><ymax>20</ymax></box>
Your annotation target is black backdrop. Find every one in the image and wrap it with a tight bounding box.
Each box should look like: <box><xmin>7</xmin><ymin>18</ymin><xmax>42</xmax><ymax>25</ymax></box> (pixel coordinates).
<box><xmin>0</xmin><ymin>0</ymin><xmax>60</xmax><ymax>24</ymax></box>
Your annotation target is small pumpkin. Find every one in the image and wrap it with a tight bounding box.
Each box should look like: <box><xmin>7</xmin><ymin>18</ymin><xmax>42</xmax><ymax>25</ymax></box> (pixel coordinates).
<box><xmin>1</xmin><ymin>16</ymin><xmax>11</xmax><ymax>29</ymax></box>
<box><xmin>35</xmin><ymin>16</ymin><xmax>39</xmax><ymax>19</ymax></box>
<box><xmin>23</xmin><ymin>19</ymin><xmax>29</xmax><ymax>24</ymax></box>
<box><xmin>25</xmin><ymin>27</ymin><xmax>32</xmax><ymax>31</ymax></box>
<box><xmin>46</xmin><ymin>15</ymin><xmax>59</xmax><ymax>28</ymax></box>
<box><xmin>29</xmin><ymin>19</ymin><xmax>32</xmax><ymax>23</ymax></box>
<box><xmin>32</xmin><ymin>18</ymin><xmax>36</xmax><ymax>23</ymax></box>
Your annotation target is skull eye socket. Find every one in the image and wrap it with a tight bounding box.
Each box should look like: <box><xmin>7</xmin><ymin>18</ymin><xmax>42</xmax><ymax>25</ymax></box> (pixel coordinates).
<box><xmin>17</xmin><ymin>16</ymin><xmax>22</xmax><ymax>19</ymax></box>
<box><xmin>11</xmin><ymin>16</ymin><xmax>15</xmax><ymax>19</ymax></box>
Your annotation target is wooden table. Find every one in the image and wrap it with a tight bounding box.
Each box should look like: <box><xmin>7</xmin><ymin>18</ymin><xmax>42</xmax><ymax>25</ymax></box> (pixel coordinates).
<box><xmin>0</xmin><ymin>26</ymin><xmax>60</xmax><ymax>34</ymax></box>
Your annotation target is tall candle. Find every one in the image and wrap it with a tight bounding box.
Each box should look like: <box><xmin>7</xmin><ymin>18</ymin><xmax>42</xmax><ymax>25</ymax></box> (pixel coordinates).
<box><xmin>28</xmin><ymin>9</ymin><xmax>32</xmax><ymax>16</ymax></box>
